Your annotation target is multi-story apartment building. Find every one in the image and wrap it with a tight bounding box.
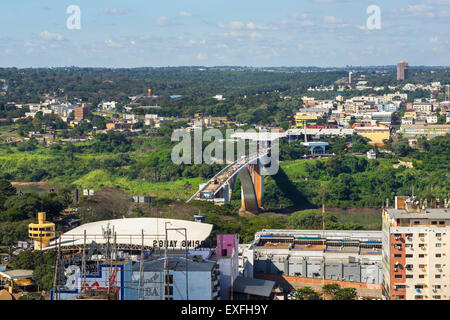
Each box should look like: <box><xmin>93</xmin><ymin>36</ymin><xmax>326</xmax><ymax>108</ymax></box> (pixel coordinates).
<box><xmin>413</xmin><ymin>102</ymin><xmax>433</xmax><ymax>113</ymax></box>
<box><xmin>382</xmin><ymin>196</ymin><xmax>450</xmax><ymax>300</ymax></box>
<box><xmin>74</xmin><ymin>104</ymin><xmax>90</xmax><ymax>121</ymax></box>
<box><xmin>397</xmin><ymin>61</ymin><xmax>409</xmax><ymax>81</ymax></box>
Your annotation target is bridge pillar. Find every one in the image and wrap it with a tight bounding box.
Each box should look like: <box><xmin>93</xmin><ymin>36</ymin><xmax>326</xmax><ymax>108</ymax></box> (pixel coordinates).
<box><xmin>240</xmin><ymin>159</ymin><xmax>264</xmax><ymax>214</ymax></box>
<box><xmin>252</xmin><ymin>160</ymin><xmax>264</xmax><ymax>208</ymax></box>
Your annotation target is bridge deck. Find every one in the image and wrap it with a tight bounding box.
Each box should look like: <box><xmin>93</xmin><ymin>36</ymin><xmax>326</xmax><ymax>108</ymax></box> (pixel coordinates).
<box><xmin>188</xmin><ymin>150</ymin><xmax>269</xmax><ymax>202</ymax></box>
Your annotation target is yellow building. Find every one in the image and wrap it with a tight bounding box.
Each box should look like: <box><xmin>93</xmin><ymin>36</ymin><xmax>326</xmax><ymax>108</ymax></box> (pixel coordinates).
<box><xmin>404</xmin><ymin>112</ymin><xmax>417</xmax><ymax>119</ymax></box>
<box><xmin>294</xmin><ymin>114</ymin><xmax>319</xmax><ymax>127</ymax></box>
<box><xmin>354</xmin><ymin>126</ymin><xmax>390</xmax><ymax>144</ymax></box>
<box><xmin>28</xmin><ymin>212</ymin><xmax>55</xmax><ymax>250</ymax></box>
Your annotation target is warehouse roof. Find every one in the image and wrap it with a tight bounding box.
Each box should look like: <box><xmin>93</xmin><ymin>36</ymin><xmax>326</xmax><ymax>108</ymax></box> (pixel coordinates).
<box><xmin>0</xmin><ymin>269</ymin><xmax>34</xmax><ymax>280</ymax></box>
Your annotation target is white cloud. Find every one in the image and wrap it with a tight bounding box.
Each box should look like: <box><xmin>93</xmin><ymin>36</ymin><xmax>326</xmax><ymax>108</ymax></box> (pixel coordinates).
<box><xmin>156</xmin><ymin>16</ymin><xmax>175</xmax><ymax>26</ymax></box>
<box><xmin>323</xmin><ymin>16</ymin><xmax>343</xmax><ymax>24</ymax></box>
<box><xmin>179</xmin><ymin>11</ymin><xmax>193</xmax><ymax>17</ymax></box>
<box><xmin>430</xmin><ymin>36</ymin><xmax>439</xmax><ymax>43</ymax></box>
<box><xmin>297</xmin><ymin>43</ymin><xmax>303</xmax><ymax>51</ymax></box>
<box><xmin>250</xmin><ymin>32</ymin><xmax>263</xmax><ymax>40</ymax></box>
<box><xmin>130</xmin><ymin>40</ymin><xmax>136</xmax><ymax>45</ymax></box>
<box><xmin>230</xmin><ymin>21</ymin><xmax>245</xmax><ymax>29</ymax></box>
<box><xmin>104</xmin><ymin>8</ymin><xmax>129</xmax><ymax>15</ymax></box>
<box><xmin>105</xmin><ymin>40</ymin><xmax>121</xmax><ymax>47</ymax></box>
<box><xmin>187</xmin><ymin>39</ymin><xmax>206</xmax><ymax>47</ymax></box>
<box><xmin>40</xmin><ymin>31</ymin><xmax>64</xmax><ymax>41</ymax></box>
<box><xmin>291</xmin><ymin>13</ymin><xmax>309</xmax><ymax>20</ymax></box>
<box><xmin>220</xmin><ymin>21</ymin><xmax>274</xmax><ymax>30</ymax></box>
<box><xmin>196</xmin><ymin>53</ymin><xmax>207</xmax><ymax>60</ymax></box>
<box><xmin>438</xmin><ymin>10</ymin><xmax>450</xmax><ymax>18</ymax></box>
<box><xmin>427</xmin><ymin>0</ymin><xmax>450</xmax><ymax>4</ymax></box>
<box><xmin>214</xmin><ymin>44</ymin><xmax>229</xmax><ymax>49</ymax></box>
<box><xmin>391</xmin><ymin>5</ymin><xmax>435</xmax><ymax>18</ymax></box>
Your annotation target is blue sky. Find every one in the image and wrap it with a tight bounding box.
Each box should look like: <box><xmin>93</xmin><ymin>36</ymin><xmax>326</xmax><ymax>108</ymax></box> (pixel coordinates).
<box><xmin>0</xmin><ymin>0</ymin><xmax>449</xmax><ymax>67</ymax></box>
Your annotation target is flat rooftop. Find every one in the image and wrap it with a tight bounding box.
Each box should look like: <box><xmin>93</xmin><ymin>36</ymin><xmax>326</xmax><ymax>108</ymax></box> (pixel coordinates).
<box><xmin>256</xmin><ymin>229</ymin><xmax>382</xmax><ymax>241</ymax></box>
<box><xmin>385</xmin><ymin>208</ymin><xmax>450</xmax><ymax>220</ymax></box>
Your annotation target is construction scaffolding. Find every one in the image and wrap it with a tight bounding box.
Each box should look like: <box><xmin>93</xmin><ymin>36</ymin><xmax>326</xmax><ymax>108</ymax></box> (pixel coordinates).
<box><xmin>51</xmin><ymin>225</ymin><xmax>192</xmax><ymax>301</ymax></box>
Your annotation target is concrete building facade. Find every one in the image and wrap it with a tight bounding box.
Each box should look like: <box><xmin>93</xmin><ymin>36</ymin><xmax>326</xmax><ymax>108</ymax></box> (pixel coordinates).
<box><xmin>397</xmin><ymin>61</ymin><xmax>409</xmax><ymax>81</ymax></box>
<box><xmin>382</xmin><ymin>196</ymin><xmax>450</xmax><ymax>300</ymax></box>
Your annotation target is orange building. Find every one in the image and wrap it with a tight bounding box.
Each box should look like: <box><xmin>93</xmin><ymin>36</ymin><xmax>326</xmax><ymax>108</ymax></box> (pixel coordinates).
<box><xmin>74</xmin><ymin>104</ymin><xmax>90</xmax><ymax>121</ymax></box>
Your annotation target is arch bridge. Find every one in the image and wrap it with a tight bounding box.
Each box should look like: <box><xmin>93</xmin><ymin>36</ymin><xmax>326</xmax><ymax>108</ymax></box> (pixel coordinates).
<box><xmin>187</xmin><ymin>149</ymin><xmax>270</xmax><ymax>214</ymax></box>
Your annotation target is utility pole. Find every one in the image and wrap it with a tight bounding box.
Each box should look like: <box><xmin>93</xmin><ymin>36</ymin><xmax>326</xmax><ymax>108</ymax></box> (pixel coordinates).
<box><xmin>163</xmin><ymin>222</ymin><xmax>169</xmax><ymax>300</ymax></box>
<box><xmin>52</xmin><ymin>232</ymin><xmax>61</xmax><ymax>300</ymax></box>
<box><xmin>138</xmin><ymin>229</ymin><xmax>144</xmax><ymax>300</ymax></box>
<box><xmin>81</xmin><ymin>230</ymin><xmax>86</xmax><ymax>292</ymax></box>
<box><xmin>230</xmin><ymin>247</ymin><xmax>234</xmax><ymax>300</ymax></box>
<box><xmin>39</xmin><ymin>230</ymin><xmax>43</xmax><ymax>299</ymax></box>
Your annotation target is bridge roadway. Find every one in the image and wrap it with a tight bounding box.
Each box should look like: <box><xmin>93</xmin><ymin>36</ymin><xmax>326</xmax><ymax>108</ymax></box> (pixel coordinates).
<box><xmin>187</xmin><ymin>148</ymin><xmax>270</xmax><ymax>203</ymax></box>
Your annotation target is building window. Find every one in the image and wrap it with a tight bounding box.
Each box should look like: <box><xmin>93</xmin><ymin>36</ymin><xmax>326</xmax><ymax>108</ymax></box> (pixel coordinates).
<box><xmin>394</xmin><ymin>254</ymin><xmax>402</xmax><ymax>258</ymax></box>
<box><xmin>438</xmin><ymin>221</ymin><xmax>445</xmax><ymax>225</ymax></box>
<box><xmin>419</xmin><ymin>254</ymin><xmax>425</xmax><ymax>258</ymax></box>
<box><xmin>415</xmin><ymin>295</ymin><xmax>423</xmax><ymax>300</ymax></box>
<box><xmin>406</xmin><ymin>244</ymin><xmax>413</xmax><ymax>248</ymax></box>
<box><xmin>395</xmin><ymin>295</ymin><xmax>405</xmax><ymax>299</ymax></box>
<box><xmin>419</xmin><ymin>244</ymin><xmax>425</xmax><ymax>248</ymax></box>
<box><xmin>436</xmin><ymin>254</ymin><xmax>442</xmax><ymax>258</ymax></box>
<box><xmin>436</xmin><ymin>243</ymin><xmax>442</xmax><ymax>247</ymax></box>
<box><xmin>435</xmin><ymin>264</ymin><xmax>442</xmax><ymax>268</ymax></box>
<box><xmin>406</xmin><ymin>254</ymin><xmax>413</xmax><ymax>258</ymax></box>
<box><xmin>419</xmin><ymin>233</ymin><xmax>425</xmax><ymax>237</ymax></box>
<box><xmin>406</xmin><ymin>275</ymin><xmax>413</xmax><ymax>278</ymax></box>
<box><xmin>432</xmin><ymin>221</ymin><xmax>438</xmax><ymax>225</ymax></box>
<box><xmin>414</xmin><ymin>221</ymin><xmax>420</xmax><ymax>225</ymax></box>
<box><xmin>433</xmin><ymin>295</ymin><xmax>441</xmax><ymax>299</ymax></box>
<box><xmin>419</xmin><ymin>275</ymin><xmax>425</xmax><ymax>279</ymax></box>
<box><xmin>415</xmin><ymin>285</ymin><xmax>424</xmax><ymax>289</ymax></box>
<box><xmin>434</xmin><ymin>285</ymin><xmax>441</xmax><ymax>289</ymax></box>
<box><xmin>435</xmin><ymin>275</ymin><xmax>441</xmax><ymax>279</ymax></box>
<box><xmin>394</xmin><ymin>275</ymin><xmax>402</xmax><ymax>278</ymax></box>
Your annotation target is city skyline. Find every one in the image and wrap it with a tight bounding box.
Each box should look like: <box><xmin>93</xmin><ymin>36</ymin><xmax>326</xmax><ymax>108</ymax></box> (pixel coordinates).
<box><xmin>0</xmin><ymin>0</ymin><xmax>449</xmax><ymax>68</ymax></box>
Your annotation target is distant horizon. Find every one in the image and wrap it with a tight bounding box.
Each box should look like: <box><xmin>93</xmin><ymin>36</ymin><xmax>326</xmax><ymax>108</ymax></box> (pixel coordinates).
<box><xmin>1</xmin><ymin>64</ymin><xmax>450</xmax><ymax>70</ymax></box>
<box><xmin>1</xmin><ymin>0</ymin><xmax>449</xmax><ymax>68</ymax></box>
